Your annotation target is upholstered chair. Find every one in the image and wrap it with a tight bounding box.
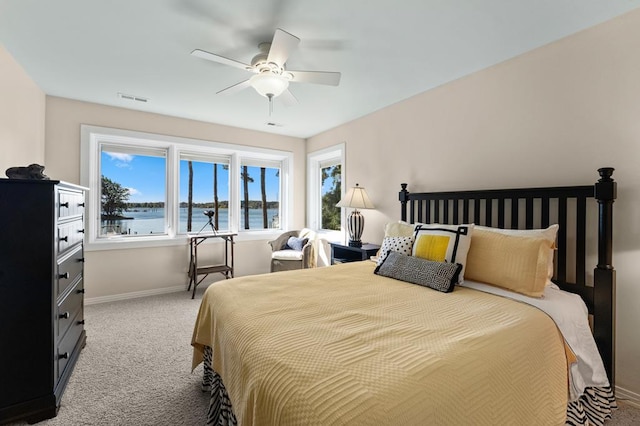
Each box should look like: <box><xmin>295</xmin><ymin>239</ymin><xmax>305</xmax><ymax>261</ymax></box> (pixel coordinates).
<box><xmin>268</xmin><ymin>228</ymin><xmax>316</xmax><ymax>272</ymax></box>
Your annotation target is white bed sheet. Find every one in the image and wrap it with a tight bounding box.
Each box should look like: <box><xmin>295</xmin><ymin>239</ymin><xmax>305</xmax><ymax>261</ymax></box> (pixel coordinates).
<box><xmin>460</xmin><ymin>280</ymin><xmax>610</xmax><ymax>401</ymax></box>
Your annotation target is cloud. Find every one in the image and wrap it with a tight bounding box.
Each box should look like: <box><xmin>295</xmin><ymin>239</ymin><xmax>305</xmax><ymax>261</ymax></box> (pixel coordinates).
<box><xmin>105</xmin><ymin>152</ymin><xmax>133</xmax><ymax>162</ymax></box>
<box><xmin>105</xmin><ymin>152</ymin><xmax>134</xmax><ymax>168</ymax></box>
<box><xmin>126</xmin><ymin>187</ymin><xmax>141</xmax><ymax>196</ymax></box>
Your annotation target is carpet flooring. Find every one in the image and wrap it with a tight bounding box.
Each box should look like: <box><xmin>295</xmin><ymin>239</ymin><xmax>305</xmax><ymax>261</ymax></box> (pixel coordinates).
<box><xmin>6</xmin><ymin>289</ymin><xmax>640</xmax><ymax>425</ymax></box>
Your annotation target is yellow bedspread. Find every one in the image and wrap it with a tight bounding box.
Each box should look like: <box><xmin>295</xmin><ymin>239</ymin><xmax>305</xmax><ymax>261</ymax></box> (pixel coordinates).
<box><xmin>192</xmin><ymin>261</ymin><xmax>568</xmax><ymax>425</ymax></box>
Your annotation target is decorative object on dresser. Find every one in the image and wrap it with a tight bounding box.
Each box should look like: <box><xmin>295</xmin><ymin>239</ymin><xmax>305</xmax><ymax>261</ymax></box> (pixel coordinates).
<box><xmin>0</xmin><ymin>179</ymin><xmax>87</xmax><ymax>424</ymax></box>
<box><xmin>4</xmin><ymin>163</ymin><xmax>49</xmax><ymax>180</ymax></box>
<box><xmin>336</xmin><ymin>183</ymin><xmax>375</xmax><ymax>247</ymax></box>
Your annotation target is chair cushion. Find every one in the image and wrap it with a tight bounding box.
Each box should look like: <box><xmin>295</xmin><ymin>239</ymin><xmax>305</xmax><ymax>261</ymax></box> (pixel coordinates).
<box><xmin>272</xmin><ymin>250</ymin><xmax>304</xmax><ymax>261</ymax></box>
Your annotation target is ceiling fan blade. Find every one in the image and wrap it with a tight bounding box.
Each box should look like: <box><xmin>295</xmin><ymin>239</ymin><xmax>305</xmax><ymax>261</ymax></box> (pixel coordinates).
<box><xmin>267</xmin><ymin>29</ymin><xmax>300</xmax><ymax>66</ymax></box>
<box><xmin>287</xmin><ymin>70</ymin><xmax>341</xmax><ymax>86</ymax></box>
<box><xmin>191</xmin><ymin>49</ymin><xmax>251</xmax><ymax>71</ymax></box>
<box><xmin>279</xmin><ymin>89</ymin><xmax>298</xmax><ymax>107</ymax></box>
<box><xmin>216</xmin><ymin>79</ymin><xmax>252</xmax><ymax>95</ymax></box>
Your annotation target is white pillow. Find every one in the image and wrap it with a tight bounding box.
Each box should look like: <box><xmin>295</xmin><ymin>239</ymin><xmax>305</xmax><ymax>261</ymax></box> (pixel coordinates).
<box><xmin>376</xmin><ymin>236</ymin><xmax>415</xmax><ymax>266</ymax></box>
<box><xmin>383</xmin><ymin>221</ymin><xmax>415</xmax><ymax>238</ymax></box>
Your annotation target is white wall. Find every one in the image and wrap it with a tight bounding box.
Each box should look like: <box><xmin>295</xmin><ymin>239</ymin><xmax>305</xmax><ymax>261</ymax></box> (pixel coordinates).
<box><xmin>44</xmin><ymin>97</ymin><xmax>306</xmax><ymax>300</ymax></box>
<box><xmin>0</xmin><ymin>45</ymin><xmax>45</xmax><ymax>172</ymax></box>
<box><xmin>308</xmin><ymin>9</ymin><xmax>640</xmax><ymax>397</ymax></box>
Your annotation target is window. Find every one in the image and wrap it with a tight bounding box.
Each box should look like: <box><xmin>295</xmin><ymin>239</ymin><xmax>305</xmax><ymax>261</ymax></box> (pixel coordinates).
<box><xmin>320</xmin><ymin>163</ymin><xmax>341</xmax><ymax>230</ymax></box>
<box><xmin>307</xmin><ymin>143</ymin><xmax>345</xmax><ymax>233</ymax></box>
<box><xmin>100</xmin><ymin>145</ymin><xmax>167</xmax><ymax>237</ymax></box>
<box><xmin>239</xmin><ymin>160</ymin><xmax>281</xmax><ymax>230</ymax></box>
<box><xmin>179</xmin><ymin>153</ymin><xmax>230</xmax><ymax>234</ymax></box>
<box><xmin>81</xmin><ymin>125</ymin><xmax>293</xmax><ymax>249</ymax></box>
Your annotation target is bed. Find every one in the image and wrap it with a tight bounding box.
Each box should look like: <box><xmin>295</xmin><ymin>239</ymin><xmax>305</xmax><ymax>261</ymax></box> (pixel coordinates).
<box><xmin>192</xmin><ymin>168</ymin><xmax>617</xmax><ymax>426</ymax></box>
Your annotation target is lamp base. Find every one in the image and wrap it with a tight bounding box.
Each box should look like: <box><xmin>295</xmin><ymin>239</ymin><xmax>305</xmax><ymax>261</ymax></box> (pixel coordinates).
<box><xmin>346</xmin><ymin>210</ymin><xmax>364</xmax><ymax>248</ymax></box>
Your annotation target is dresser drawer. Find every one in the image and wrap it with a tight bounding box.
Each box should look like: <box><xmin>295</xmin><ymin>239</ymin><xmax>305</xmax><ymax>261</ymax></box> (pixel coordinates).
<box><xmin>58</xmin><ymin>189</ymin><xmax>85</xmax><ymax>220</ymax></box>
<box><xmin>57</xmin><ymin>220</ymin><xmax>85</xmax><ymax>255</ymax></box>
<box><xmin>56</xmin><ymin>279</ymin><xmax>84</xmax><ymax>341</ymax></box>
<box><xmin>56</xmin><ymin>309</ymin><xmax>84</xmax><ymax>380</ymax></box>
<box><xmin>57</xmin><ymin>246</ymin><xmax>84</xmax><ymax>297</ymax></box>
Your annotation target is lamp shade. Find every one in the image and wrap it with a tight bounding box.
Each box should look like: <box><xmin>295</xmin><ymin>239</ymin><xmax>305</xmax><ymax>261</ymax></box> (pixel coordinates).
<box><xmin>250</xmin><ymin>73</ymin><xmax>289</xmax><ymax>98</ymax></box>
<box><xmin>336</xmin><ymin>183</ymin><xmax>375</xmax><ymax>209</ymax></box>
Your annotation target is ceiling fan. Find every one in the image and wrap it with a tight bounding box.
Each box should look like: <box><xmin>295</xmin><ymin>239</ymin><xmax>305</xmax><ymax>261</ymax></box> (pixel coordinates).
<box><xmin>191</xmin><ymin>28</ymin><xmax>341</xmax><ymax>113</ymax></box>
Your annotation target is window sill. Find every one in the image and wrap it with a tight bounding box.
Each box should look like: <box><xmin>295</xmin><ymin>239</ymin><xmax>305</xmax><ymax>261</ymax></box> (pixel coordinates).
<box><xmin>85</xmin><ymin>229</ymin><xmax>283</xmax><ymax>252</ymax></box>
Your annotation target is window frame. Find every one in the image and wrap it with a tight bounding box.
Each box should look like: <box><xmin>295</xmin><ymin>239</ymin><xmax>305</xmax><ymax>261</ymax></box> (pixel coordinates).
<box><xmin>307</xmin><ymin>143</ymin><xmax>345</xmax><ymax>239</ymax></box>
<box><xmin>177</xmin><ymin>151</ymin><xmax>232</xmax><ymax>234</ymax></box>
<box><xmin>81</xmin><ymin>125</ymin><xmax>293</xmax><ymax>251</ymax></box>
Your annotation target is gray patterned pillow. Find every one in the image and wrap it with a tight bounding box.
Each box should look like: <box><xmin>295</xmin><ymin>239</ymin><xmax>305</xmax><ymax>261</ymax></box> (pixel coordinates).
<box><xmin>374</xmin><ymin>251</ymin><xmax>462</xmax><ymax>293</ymax></box>
<box><xmin>376</xmin><ymin>236</ymin><xmax>415</xmax><ymax>266</ymax></box>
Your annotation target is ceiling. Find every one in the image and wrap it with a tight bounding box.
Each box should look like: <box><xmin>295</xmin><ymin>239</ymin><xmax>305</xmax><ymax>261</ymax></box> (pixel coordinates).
<box><xmin>1</xmin><ymin>1</ymin><xmax>639</xmax><ymax>139</ymax></box>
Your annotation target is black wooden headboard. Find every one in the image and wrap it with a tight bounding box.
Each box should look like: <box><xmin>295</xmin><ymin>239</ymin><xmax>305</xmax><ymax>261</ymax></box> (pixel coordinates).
<box><xmin>399</xmin><ymin>168</ymin><xmax>617</xmax><ymax>387</ymax></box>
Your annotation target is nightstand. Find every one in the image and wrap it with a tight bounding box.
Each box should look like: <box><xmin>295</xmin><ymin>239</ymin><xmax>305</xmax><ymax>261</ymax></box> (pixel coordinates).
<box><xmin>330</xmin><ymin>242</ymin><xmax>381</xmax><ymax>265</ymax></box>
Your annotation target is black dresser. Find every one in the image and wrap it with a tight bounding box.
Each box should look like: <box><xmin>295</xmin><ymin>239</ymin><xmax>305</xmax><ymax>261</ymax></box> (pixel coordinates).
<box><xmin>0</xmin><ymin>179</ymin><xmax>87</xmax><ymax>424</ymax></box>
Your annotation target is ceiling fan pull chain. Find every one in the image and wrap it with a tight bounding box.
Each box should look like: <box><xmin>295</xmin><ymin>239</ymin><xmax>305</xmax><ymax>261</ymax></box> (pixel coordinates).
<box><xmin>268</xmin><ymin>94</ymin><xmax>274</xmax><ymax>116</ymax></box>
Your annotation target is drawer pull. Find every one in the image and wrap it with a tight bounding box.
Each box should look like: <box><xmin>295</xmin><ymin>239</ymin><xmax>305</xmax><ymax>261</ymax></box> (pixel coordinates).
<box><xmin>59</xmin><ymin>352</ymin><xmax>69</xmax><ymax>360</ymax></box>
<box><xmin>78</xmin><ymin>202</ymin><xmax>85</xmax><ymax>207</ymax></box>
<box><xmin>77</xmin><ymin>320</ymin><xmax>85</xmax><ymax>325</ymax></box>
<box><xmin>59</xmin><ymin>272</ymin><xmax>70</xmax><ymax>279</ymax></box>
<box><xmin>77</xmin><ymin>288</ymin><xmax>85</xmax><ymax>294</ymax></box>
<box><xmin>60</xmin><ymin>236</ymin><xmax>68</xmax><ymax>242</ymax></box>
<box><xmin>60</xmin><ymin>202</ymin><xmax>69</xmax><ymax>208</ymax></box>
<box><xmin>59</xmin><ymin>311</ymin><xmax>70</xmax><ymax>319</ymax></box>
<box><xmin>78</xmin><ymin>229</ymin><xmax>85</xmax><ymax>234</ymax></box>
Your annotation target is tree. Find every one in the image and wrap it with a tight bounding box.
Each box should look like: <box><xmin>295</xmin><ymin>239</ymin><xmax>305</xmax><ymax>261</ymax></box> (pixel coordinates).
<box><xmin>321</xmin><ymin>164</ymin><xmax>341</xmax><ymax>230</ymax></box>
<box><xmin>187</xmin><ymin>161</ymin><xmax>193</xmax><ymax>232</ymax></box>
<box><xmin>101</xmin><ymin>175</ymin><xmax>130</xmax><ymax>218</ymax></box>
<box><xmin>213</xmin><ymin>164</ymin><xmax>230</xmax><ymax>230</ymax></box>
<box><xmin>213</xmin><ymin>163</ymin><xmax>219</xmax><ymax>230</ymax></box>
<box><xmin>241</xmin><ymin>166</ymin><xmax>253</xmax><ymax>229</ymax></box>
<box><xmin>260</xmin><ymin>167</ymin><xmax>268</xmax><ymax>228</ymax></box>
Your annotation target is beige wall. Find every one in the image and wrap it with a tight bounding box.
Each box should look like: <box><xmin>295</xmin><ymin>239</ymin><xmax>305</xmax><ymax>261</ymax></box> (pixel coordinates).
<box><xmin>0</xmin><ymin>45</ymin><xmax>45</xmax><ymax>172</ymax></box>
<box><xmin>308</xmin><ymin>9</ymin><xmax>640</xmax><ymax>397</ymax></box>
<box><xmin>44</xmin><ymin>97</ymin><xmax>306</xmax><ymax>300</ymax></box>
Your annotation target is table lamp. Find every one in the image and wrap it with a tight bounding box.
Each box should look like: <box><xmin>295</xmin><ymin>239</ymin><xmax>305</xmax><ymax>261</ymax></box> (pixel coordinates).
<box><xmin>336</xmin><ymin>183</ymin><xmax>375</xmax><ymax>247</ymax></box>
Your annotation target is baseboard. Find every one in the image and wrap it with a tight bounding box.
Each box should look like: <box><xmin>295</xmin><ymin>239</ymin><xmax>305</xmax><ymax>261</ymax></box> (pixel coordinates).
<box><xmin>85</xmin><ymin>285</ymin><xmax>186</xmax><ymax>305</ymax></box>
<box><xmin>616</xmin><ymin>386</ymin><xmax>640</xmax><ymax>409</ymax></box>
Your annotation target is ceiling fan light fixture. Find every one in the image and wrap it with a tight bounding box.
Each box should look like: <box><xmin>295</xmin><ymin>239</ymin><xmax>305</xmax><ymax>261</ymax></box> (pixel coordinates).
<box><xmin>250</xmin><ymin>73</ymin><xmax>289</xmax><ymax>98</ymax></box>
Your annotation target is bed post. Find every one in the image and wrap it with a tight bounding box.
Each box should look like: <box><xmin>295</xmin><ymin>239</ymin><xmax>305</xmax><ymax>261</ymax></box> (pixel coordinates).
<box><xmin>400</xmin><ymin>183</ymin><xmax>409</xmax><ymax>222</ymax></box>
<box><xmin>593</xmin><ymin>167</ymin><xmax>616</xmax><ymax>389</ymax></box>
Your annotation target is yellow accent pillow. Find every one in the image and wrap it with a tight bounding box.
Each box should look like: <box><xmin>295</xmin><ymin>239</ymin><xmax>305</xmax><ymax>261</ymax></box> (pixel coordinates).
<box><xmin>413</xmin><ymin>234</ymin><xmax>449</xmax><ymax>262</ymax></box>
<box><xmin>465</xmin><ymin>229</ymin><xmax>553</xmax><ymax>298</ymax></box>
<box><xmin>412</xmin><ymin>224</ymin><xmax>474</xmax><ymax>284</ymax></box>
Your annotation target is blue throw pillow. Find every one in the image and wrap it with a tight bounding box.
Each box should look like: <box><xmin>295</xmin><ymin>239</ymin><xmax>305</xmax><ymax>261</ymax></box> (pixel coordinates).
<box><xmin>286</xmin><ymin>236</ymin><xmax>308</xmax><ymax>251</ymax></box>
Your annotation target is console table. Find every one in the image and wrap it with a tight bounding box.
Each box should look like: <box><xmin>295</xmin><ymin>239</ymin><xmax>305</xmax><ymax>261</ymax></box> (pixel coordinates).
<box><xmin>187</xmin><ymin>233</ymin><xmax>236</xmax><ymax>299</ymax></box>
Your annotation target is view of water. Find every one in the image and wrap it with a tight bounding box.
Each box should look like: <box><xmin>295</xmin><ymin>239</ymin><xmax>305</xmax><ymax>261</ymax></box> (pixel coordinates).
<box><xmin>101</xmin><ymin>207</ymin><xmax>279</xmax><ymax>235</ymax></box>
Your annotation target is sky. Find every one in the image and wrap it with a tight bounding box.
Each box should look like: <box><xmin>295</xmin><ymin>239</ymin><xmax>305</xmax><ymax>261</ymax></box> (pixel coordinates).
<box><xmin>101</xmin><ymin>151</ymin><xmax>280</xmax><ymax>203</ymax></box>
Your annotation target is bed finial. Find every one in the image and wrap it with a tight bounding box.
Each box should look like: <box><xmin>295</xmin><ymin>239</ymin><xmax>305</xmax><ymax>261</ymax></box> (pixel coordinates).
<box><xmin>597</xmin><ymin>167</ymin><xmax>615</xmax><ymax>183</ymax></box>
<box><xmin>595</xmin><ymin>168</ymin><xmax>616</xmax><ymax>269</ymax></box>
<box><xmin>399</xmin><ymin>183</ymin><xmax>409</xmax><ymax>222</ymax></box>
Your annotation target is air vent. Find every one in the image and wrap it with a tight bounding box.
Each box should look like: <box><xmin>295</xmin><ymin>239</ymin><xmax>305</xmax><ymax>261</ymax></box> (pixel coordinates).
<box><xmin>118</xmin><ymin>92</ymin><xmax>148</xmax><ymax>103</ymax></box>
